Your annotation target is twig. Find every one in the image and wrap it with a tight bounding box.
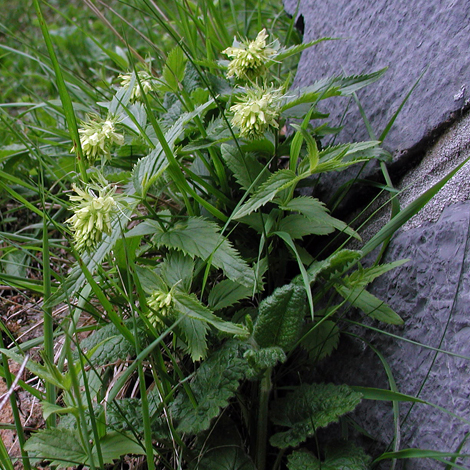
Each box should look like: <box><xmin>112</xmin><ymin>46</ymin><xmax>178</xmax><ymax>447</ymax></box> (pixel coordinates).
<box><xmin>0</xmin><ymin>353</ymin><xmax>30</xmax><ymax>412</ymax></box>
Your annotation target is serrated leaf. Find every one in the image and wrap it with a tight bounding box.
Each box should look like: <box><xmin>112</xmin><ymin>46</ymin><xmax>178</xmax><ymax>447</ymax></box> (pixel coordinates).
<box><xmin>132</xmin><ymin>146</ymin><xmax>168</xmax><ymax>196</ymax></box>
<box><xmin>221</xmin><ymin>144</ymin><xmax>270</xmax><ymax>192</ymax></box>
<box><xmin>208</xmin><ymin>279</ymin><xmax>253</xmax><ymax>310</ymax></box>
<box><xmin>315</xmin><ymin>249</ymin><xmax>363</xmax><ymax>282</ymax></box>
<box><xmin>288</xmin><ymin>441</ymin><xmax>371</xmax><ymax>470</ymax></box>
<box><xmin>171</xmin><ymin>341</ymin><xmax>247</xmax><ymax>434</ymax></box>
<box><xmin>233</xmin><ymin>170</ymin><xmax>299</xmax><ymax>219</ymax></box>
<box><xmin>152</xmin><ymin>217</ymin><xmax>256</xmax><ymax>288</ymax></box>
<box><xmin>24</xmin><ymin>428</ymin><xmax>87</xmax><ymax>468</ymax></box>
<box><xmin>278</xmin><ymin>214</ymin><xmax>336</xmax><ymax>239</ymax></box>
<box><xmin>175</xmin><ymin>292</ymin><xmax>249</xmax><ymax>338</ymax></box>
<box><xmin>335</xmin><ymin>68</ymin><xmax>387</xmax><ymax>95</ymax></box>
<box><xmin>253</xmin><ymin>283</ymin><xmax>307</xmax><ymax>351</ymax></box>
<box><xmin>345</xmin><ymin>259</ymin><xmax>409</xmax><ymax>288</ymax></box>
<box><xmin>335</xmin><ymin>285</ymin><xmax>403</xmax><ymax>325</ymax></box>
<box><xmin>301</xmin><ymin>320</ymin><xmax>340</xmax><ymax>362</ymax></box>
<box><xmin>270</xmin><ymin>383</ymin><xmax>363</xmax><ymax>449</ymax></box>
<box><xmin>159</xmin><ymin>251</ymin><xmax>195</xmax><ymax>292</ymax></box>
<box><xmin>282</xmin><ymin>197</ymin><xmax>360</xmax><ymax>240</ymax></box>
<box><xmin>176</xmin><ymin>311</ymin><xmax>209</xmax><ymax>361</ymax></box>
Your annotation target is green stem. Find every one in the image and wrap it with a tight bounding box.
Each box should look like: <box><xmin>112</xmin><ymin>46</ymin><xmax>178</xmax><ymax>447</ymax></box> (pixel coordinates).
<box><xmin>255</xmin><ymin>367</ymin><xmax>272</xmax><ymax>470</ymax></box>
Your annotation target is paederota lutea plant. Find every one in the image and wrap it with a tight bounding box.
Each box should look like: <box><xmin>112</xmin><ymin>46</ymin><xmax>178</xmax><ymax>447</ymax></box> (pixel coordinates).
<box><xmin>1</xmin><ymin>5</ymin><xmax>415</xmax><ymax>469</ymax></box>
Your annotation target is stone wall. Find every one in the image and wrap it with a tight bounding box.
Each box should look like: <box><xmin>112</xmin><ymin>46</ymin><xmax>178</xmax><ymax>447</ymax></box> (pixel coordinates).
<box><xmin>283</xmin><ymin>0</ymin><xmax>470</xmax><ymax>467</ymax></box>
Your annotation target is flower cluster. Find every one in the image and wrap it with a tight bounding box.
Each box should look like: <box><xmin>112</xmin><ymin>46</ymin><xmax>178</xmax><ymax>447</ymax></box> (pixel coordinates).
<box><xmin>223</xmin><ymin>29</ymin><xmax>277</xmax><ymax>81</ymax></box>
<box><xmin>147</xmin><ymin>289</ymin><xmax>175</xmax><ymax>328</ymax></box>
<box><xmin>66</xmin><ymin>183</ymin><xmax>119</xmax><ymax>252</ymax></box>
<box><xmin>75</xmin><ymin>115</ymin><xmax>124</xmax><ymax>164</ymax></box>
<box><xmin>119</xmin><ymin>71</ymin><xmax>155</xmax><ymax>102</ymax></box>
<box><xmin>230</xmin><ymin>87</ymin><xmax>282</xmax><ymax>139</ymax></box>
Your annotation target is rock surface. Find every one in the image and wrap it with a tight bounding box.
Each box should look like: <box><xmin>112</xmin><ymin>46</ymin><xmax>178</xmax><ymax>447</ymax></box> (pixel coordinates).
<box><xmin>284</xmin><ymin>0</ymin><xmax>470</xmax><ymax>159</ymax></box>
<box><xmin>283</xmin><ymin>0</ymin><xmax>470</xmax><ymax>467</ymax></box>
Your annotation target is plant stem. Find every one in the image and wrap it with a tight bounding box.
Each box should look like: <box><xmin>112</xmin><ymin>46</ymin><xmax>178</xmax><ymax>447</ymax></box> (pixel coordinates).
<box><xmin>255</xmin><ymin>367</ymin><xmax>272</xmax><ymax>470</ymax></box>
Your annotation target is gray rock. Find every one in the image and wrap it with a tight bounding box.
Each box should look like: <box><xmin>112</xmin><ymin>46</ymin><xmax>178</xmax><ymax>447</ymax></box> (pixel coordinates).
<box><xmin>284</xmin><ymin>0</ymin><xmax>470</xmax><ymax>164</ymax></box>
<box><xmin>282</xmin><ymin>0</ymin><xmax>470</xmax><ymax>466</ymax></box>
<box><xmin>322</xmin><ymin>200</ymin><xmax>470</xmax><ymax>469</ymax></box>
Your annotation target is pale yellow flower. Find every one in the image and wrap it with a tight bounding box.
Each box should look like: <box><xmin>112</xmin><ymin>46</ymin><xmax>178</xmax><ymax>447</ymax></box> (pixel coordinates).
<box><xmin>223</xmin><ymin>29</ymin><xmax>277</xmax><ymax>81</ymax></box>
<box><xmin>147</xmin><ymin>289</ymin><xmax>175</xmax><ymax>328</ymax></box>
<box><xmin>74</xmin><ymin>115</ymin><xmax>124</xmax><ymax>164</ymax></box>
<box><xmin>230</xmin><ymin>87</ymin><xmax>282</xmax><ymax>139</ymax></box>
<box><xmin>119</xmin><ymin>71</ymin><xmax>155</xmax><ymax>102</ymax></box>
<box><xmin>66</xmin><ymin>183</ymin><xmax>118</xmax><ymax>252</ymax></box>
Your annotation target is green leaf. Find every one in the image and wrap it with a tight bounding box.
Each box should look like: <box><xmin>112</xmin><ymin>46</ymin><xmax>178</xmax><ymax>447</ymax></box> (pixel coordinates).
<box><xmin>344</xmin><ymin>259</ymin><xmax>409</xmax><ymax>287</ymax></box>
<box><xmin>0</xmin><ymin>349</ymin><xmax>70</xmax><ymax>391</ymax></box>
<box><xmin>152</xmin><ymin>217</ymin><xmax>256</xmax><ymax>287</ymax></box>
<box><xmin>208</xmin><ymin>279</ymin><xmax>253</xmax><ymax>310</ymax></box>
<box><xmin>41</xmin><ymin>402</ymin><xmax>78</xmax><ymax>421</ymax></box>
<box><xmin>301</xmin><ymin>320</ymin><xmax>340</xmax><ymax>362</ymax></box>
<box><xmin>351</xmin><ymin>386</ymin><xmax>426</xmax><ymax>403</ymax></box>
<box><xmin>175</xmin><ymin>311</ymin><xmax>210</xmax><ymax>361</ymax></box>
<box><xmin>171</xmin><ymin>341</ymin><xmax>248</xmax><ymax>434</ymax></box>
<box><xmin>243</xmin><ymin>346</ymin><xmax>286</xmax><ymax>373</ymax></box>
<box><xmin>335</xmin><ymin>286</ymin><xmax>404</xmax><ymax>325</ymax></box>
<box><xmin>336</xmin><ymin>68</ymin><xmax>388</xmax><ymax>95</ymax></box>
<box><xmin>132</xmin><ymin>146</ymin><xmax>168</xmax><ymax>197</ymax></box>
<box><xmin>195</xmin><ymin>446</ymin><xmax>256</xmax><ymax>470</ymax></box>
<box><xmin>282</xmin><ymin>197</ymin><xmax>360</xmax><ymax>240</ymax></box>
<box><xmin>313</xmin><ymin>249</ymin><xmax>363</xmax><ymax>282</ymax></box>
<box><xmin>233</xmin><ymin>169</ymin><xmax>299</xmax><ymax>219</ymax></box>
<box><xmin>24</xmin><ymin>428</ymin><xmax>87</xmax><ymax>468</ymax></box>
<box><xmin>270</xmin><ymin>383</ymin><xmax>362</xmax><ymax>448</ymax></box>
<box><xmin>374</xmin><ymin>448</ymin><xmax>470</xmax><ymax>465</ymax></box>
<box><xmin>107</xmin><ymin>392</ymin><xmax>170</xmax><ymax>439</ymax></box>
<box><xmin>288</xmin><ymin>441</ymin><xmax>371</xmax><ymax>470</ymax></box>
<box><xmin>95</xmin><ymin>431</ymin><xmax>145</xmax><ymax>463</ymax></box>
<box><xmin>160</xmin><ymin>46</ymin><xmax>187</xmax><ymax>92</ymax></box>
<box><xmin>278</xmin><ymin>214</ymin><xmax>336</xmax><ymax>239</ymax></box>
<box><xmin>221</xmin><ymin>144</ymin><xmax>270</xmax><ymax>192</ymax></box>
<box><xmin>175</xmin><ymin>292</ymin><xmax>249</xmax><ymax>338</ymax></box>
<box><xmin>159</xmin><ymin>251</ymin><xmax>195</xmax><ymax>292</ymax></box>
<box><xmin>253</xmin><ymin>283</ymin><xmax>307</xmax><ymax>351</ymax></box>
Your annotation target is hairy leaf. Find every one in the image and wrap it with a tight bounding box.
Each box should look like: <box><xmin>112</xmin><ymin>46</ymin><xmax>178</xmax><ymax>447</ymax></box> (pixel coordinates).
<box><xmin>270</xmin><ymin>383</ymin><xmax>363</xmax><ymax>448</ymax></box>
<box><xmin>253</xmin><ymin>283</ymin><xmax>307</xmax><ymax>351</ymax></box>
<box><xmin>335</xmin><ymin>285</ymin><xmax>403</xmax><ymax>325</ymax></box>
<box><xmin>171</xmin><ymin>341</ymin><xmax>248</xmax><ymax>434</ymax></box>
<box><xmin>244</xmin><ymin>346</ymin><xmax>286</xmax><ymax>373</ymax></box>
<box><xmin>152</xmin><ymin>217</ymin><xmax>256</xmax><ymax>287</ymax></box>
<box><xmin>288</xmin><ymin>441</ymin><xmax>371</xmax><ymax>470</ymax></box>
